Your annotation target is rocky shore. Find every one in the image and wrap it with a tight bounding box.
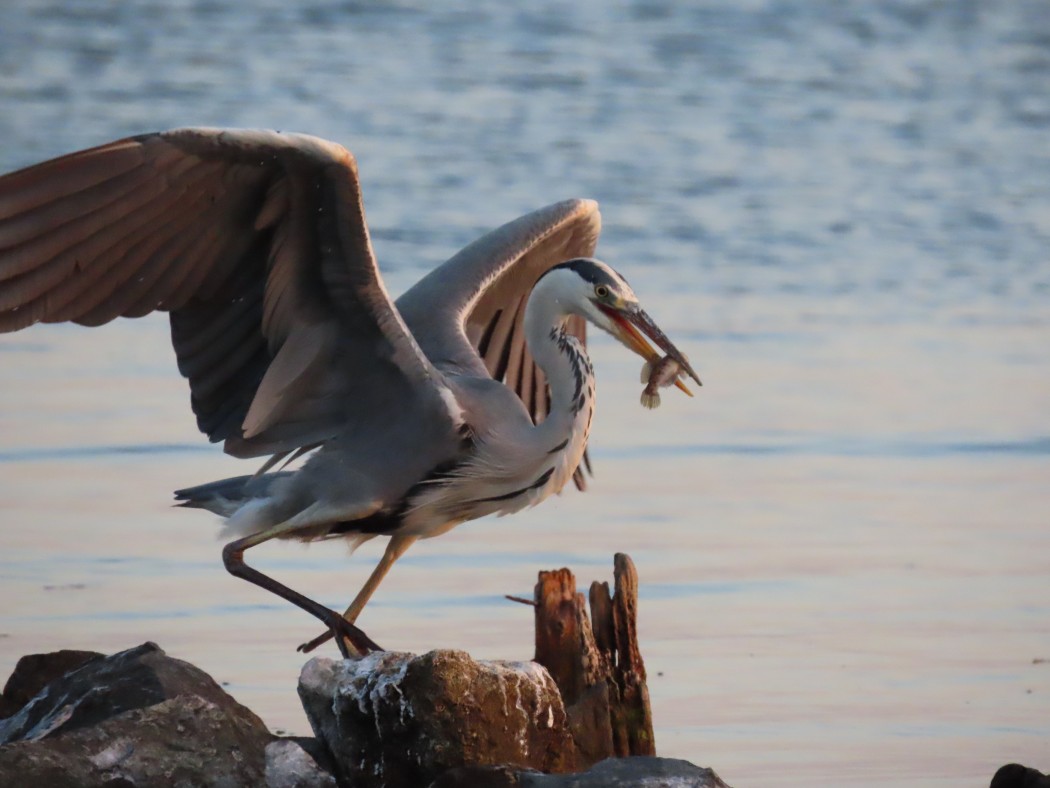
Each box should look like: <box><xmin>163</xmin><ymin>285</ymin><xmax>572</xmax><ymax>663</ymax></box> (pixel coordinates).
<box><xmin>0</xmin><ymin>642</ymin><xmax>728</xmax><ymax>787</ymax></box>
<box><xmin>0</xmin><ymin>555</ymin><xmax>732</xmax><ymax>787</ymax></box>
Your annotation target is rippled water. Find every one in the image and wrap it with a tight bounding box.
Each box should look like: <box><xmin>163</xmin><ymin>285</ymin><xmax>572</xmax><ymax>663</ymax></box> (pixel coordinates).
<box><xmin>1</xmin><ymin>2</ymin><xmax>1048</xmax><ymax>785</ymax></box>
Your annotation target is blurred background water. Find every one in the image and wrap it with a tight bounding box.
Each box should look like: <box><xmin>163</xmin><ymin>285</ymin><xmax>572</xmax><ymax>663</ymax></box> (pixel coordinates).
<box><xmin>1</xmin><ymin>1</ymin><xmax>1048</xmax><ymax>785</ymax></box>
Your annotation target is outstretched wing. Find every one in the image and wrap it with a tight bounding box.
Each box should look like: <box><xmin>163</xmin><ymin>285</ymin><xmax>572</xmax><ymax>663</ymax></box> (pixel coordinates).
<box><xmin>396</xmin><ymin>199</ymin><xmax>601</xmax><ymax>488</ymax></box>
<box><xmin>0</xmin><ymin>129</ymin><xmax>459</xmax><ymax>488</ymax></box>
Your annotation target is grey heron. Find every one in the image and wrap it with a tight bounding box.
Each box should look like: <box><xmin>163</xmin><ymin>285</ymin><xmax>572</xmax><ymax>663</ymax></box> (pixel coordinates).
<box><xmin>0</xmin><ymin>128</ymin><xmax>700</xmax><ymax>657</ymax></box>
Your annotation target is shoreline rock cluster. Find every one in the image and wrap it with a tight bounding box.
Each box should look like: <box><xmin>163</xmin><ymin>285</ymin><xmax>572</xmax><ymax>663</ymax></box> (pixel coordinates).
<box><xmin>0</xmin><ymin>642</ymin><xmax>728</xmax><ymax>787</ymax></box>
<box><xmin>0</xmin><ymin>555</ymin><xmax>734</xmax><ymax>786</ymax></box>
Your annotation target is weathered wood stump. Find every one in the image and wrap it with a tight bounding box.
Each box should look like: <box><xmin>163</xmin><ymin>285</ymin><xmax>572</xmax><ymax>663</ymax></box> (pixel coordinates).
<box><xmin>531</xmin><ymin>553</ymin><xmax>656</xmax><ymax>767</ymax></box>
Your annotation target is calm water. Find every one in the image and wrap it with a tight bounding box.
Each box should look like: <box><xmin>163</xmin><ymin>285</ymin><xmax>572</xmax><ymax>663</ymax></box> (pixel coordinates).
<box><xmin>1</xmin><ymin>1</ymin><xmax>1048</xmax><ymax>785</ymax></box>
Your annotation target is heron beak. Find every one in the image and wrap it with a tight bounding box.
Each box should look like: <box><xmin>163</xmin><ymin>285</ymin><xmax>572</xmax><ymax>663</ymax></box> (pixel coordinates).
<box><xmin>599</xmin><ymin>303</ymin><xmax>702</xmax><ymax>390</ymax></box>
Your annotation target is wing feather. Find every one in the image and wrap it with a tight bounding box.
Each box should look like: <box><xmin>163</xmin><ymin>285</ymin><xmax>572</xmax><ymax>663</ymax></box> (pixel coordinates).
<box><xmin>173</xmin><ymin>277</ymin><xmax>262</xmax><ymax>362</ymax></box>
<box><xmin>177</xmin><ymin>311</ymin><xmax>262</xmax><ymax>397</ymax></box>
<box><xmin>0</xmin><ymin>141</ymin><xmax>145</xmax><ymax>218</ymax></box>
<box><xmin>68</xmin><ymin>183</ymin><xmax>230</xmax><ymax>324</ymax></box>
<box><xmin>0</xmin><ymin>162</ymin><xmax>155</xmax><ymax>251</ymax></box>
<box><xmin>0</xmin><ymin>163</ymin><xmax>218</xmax><ymax>317</ymax></box>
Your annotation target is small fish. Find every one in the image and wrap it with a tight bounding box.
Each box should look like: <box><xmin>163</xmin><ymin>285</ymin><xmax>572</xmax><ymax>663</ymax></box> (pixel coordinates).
<box><xmin>640</xmin><ymin>355</ymin><xmax>693</xmax><ymax>409</ymax></box>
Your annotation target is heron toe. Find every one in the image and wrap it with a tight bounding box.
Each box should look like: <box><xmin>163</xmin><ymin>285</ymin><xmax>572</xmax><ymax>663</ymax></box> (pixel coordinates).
<box><xmin>327</xmin><ymin>617</ymin><xmax>382</xmax><ymax>659</ymax></box>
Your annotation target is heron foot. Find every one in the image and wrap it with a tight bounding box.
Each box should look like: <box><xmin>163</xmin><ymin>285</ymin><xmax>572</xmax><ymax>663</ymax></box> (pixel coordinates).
<box><xmin>298</xmin><ymin>629</ymin><xmax>335</xmax><ymax>654</ymax></box>
<box><xmin>307</xmin><ymin>617</ymin><xmax>380</xmax><ymax>658</ymax></box>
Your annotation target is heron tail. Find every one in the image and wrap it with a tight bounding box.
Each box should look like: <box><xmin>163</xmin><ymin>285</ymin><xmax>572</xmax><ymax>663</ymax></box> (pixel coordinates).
<box><xmin>174</xmin><ymin>472</ymin><xmax>294</xmax><ymax>517</ymax></box>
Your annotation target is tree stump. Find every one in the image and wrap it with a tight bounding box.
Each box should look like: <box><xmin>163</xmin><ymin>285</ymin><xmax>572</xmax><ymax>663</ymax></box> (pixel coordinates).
<box><xmin>531</xmin><ymin>553</ymin><xmax>656</xmax><ymax>767</ymax></box>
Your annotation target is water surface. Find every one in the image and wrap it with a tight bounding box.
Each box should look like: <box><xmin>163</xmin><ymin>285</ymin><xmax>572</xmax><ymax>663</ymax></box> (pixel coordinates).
<box><xmin>1</xmin><ymin>2</ymin><xmax>1048</xmax><ymax>785</ymax></box>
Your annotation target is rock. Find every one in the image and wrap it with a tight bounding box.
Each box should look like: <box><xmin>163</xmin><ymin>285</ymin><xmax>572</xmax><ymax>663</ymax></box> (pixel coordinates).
<box><xmin>430</xmin><ymin>756</ymin><xmax>732</xmax><ymax>787</ymax></box>
<box><xmin>429</xmin><ymin>763</ymin><xmax>541</xmax><ymax>787</ymax></box>
<box><xmin>991</xmin><ymin>763</ymin><xmax>1050</xmax><ymax>788</ymax></box>
<box><xmin>0</xmin><ymin>693</ymin><xmax>272</xmax><ymax>787</ymax></box>
<box><xmin>0</xmin><ymin>642</ymin><xmax>263</xmax><ymax>745</ymax></box>
<box><xmin>0</xmin><ymin>649</ymin><xmax>102</xmax><ymax>720</ymax></box>
<box><xmin>299</xmin><ymin>650</ymin><xmax>576</xmax><ymax>788</ymax></box>
<box><xmin>265</xmin><ymin>738</ymin><xmax>339</xmax><ymax>788</ymax></box>
<box><xmin>0</xmin><ymin>642</ymin><xmax>276</xmax><ymax>786</ymax></box>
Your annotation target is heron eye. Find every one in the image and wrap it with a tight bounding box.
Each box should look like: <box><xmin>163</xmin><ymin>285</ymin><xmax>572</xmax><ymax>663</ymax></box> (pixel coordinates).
<box><xmin>595</xmin><ymin>285</ymin><xmax>610</xmax><ymax>299</ymax></box>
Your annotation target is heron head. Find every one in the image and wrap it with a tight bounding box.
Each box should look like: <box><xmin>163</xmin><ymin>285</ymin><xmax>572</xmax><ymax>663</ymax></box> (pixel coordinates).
<box><xmin>547</xmin><ymin>257</ymin><xmax>701</xmax><ymax>387</ymax></box>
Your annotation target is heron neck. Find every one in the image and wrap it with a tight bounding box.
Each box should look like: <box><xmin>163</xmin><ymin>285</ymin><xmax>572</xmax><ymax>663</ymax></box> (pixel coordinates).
<box><xmin>524</xmin><ymin>288</ymin><xmax>594</xmax><ymax>442</ymax></box>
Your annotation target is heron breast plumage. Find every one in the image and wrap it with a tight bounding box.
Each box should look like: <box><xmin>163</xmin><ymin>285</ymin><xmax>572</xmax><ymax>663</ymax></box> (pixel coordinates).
<box><xmin>396</xmin><ymin>331</ymin><xmax>596</xmax><ymax>538</ymax></box>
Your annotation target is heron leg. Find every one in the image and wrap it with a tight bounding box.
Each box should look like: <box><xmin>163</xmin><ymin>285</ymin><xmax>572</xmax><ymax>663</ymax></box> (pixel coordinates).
<box><xmin>223</xmin><ymin>531</ymin><xmax>382</xmax><ymax>658</ymax></box>
<box><xmin>297</xmin><ymin>533</ymin><xmax>419</xmax><ymax>654</ymax></box>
